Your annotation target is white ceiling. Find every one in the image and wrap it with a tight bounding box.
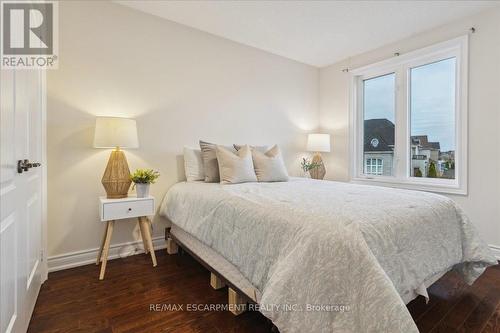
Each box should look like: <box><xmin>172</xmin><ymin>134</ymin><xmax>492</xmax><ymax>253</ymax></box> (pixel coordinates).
<box><xmin>116</xmin><ymin>1</ymin><xmax>500</xmax><ymax>67</ymax></box>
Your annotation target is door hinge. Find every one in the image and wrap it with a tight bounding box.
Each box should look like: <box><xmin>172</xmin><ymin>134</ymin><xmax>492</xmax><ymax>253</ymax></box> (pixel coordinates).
<box><xmin>40</xmin><ymin>249</ymin><xmax>44</xmax><ymax>262</ymax></box>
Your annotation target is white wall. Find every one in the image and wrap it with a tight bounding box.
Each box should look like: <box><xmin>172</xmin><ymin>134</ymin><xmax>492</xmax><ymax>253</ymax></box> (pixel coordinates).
<box><xmin>47</xmin><ymin>1</ymin><xmax>319</xmax><ymax>266</ymax></box>
<box><xmin>319</xmin><ymin>8</ymin><xmax>500</xmax><ymax>252</ymax></box>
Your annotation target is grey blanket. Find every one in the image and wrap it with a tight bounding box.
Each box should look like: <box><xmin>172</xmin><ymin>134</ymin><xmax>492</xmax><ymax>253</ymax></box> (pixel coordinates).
<box><xmin>160</xmin><ymin>178</ymin><xmax>496</xmax><ymax>333</ymax></box>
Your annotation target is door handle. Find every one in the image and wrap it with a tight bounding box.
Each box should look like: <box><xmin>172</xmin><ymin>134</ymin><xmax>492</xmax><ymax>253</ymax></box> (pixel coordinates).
<box><xmin>17</xmin><ymin>159</ymin><xmax>42</xmax><ymax>174</ymax></box>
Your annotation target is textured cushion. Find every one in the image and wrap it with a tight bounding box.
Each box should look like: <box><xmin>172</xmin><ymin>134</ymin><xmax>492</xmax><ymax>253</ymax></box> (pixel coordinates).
<box><xmin>233</xmin><ymin>144</ymin><xmax>269</xmax><ymax>152</ymax></box>
<box><xmin>216</xmin><ymin>145</ymin><xmax>257</xmax><ymax>184</ymax></box>
<box><xmin>252</xmin><ymin>145</ymin><xmax>289</xmax><ymax>182</ymax></box>
<box><xmin>183</xmin><ymin>147</ymin><xmax>204</xmax><ymax>181</ymax></box>
<box><xmin>199</xmin><ymin>140</ymin><xmax>235</xmax><ymax>182</ymax></box>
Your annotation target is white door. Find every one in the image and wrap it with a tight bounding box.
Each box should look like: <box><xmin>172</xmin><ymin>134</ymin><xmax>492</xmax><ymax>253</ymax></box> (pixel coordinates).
<box><xmin>0</xmin><ymin>67</ymin><xmax>46</xmax><ymax>333</ymax></box>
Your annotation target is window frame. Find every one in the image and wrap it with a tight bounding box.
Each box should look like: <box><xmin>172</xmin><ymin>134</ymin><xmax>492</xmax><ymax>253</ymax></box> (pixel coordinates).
<box><xmin>349</xmin><ymin>36</ymin><xmax>468</xmax><ymax>195</ymax></box>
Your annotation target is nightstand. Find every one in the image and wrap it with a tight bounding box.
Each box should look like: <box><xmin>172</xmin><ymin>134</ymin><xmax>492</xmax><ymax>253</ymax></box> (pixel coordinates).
<box><xmin>97</xmin><ymin>195</ymin><xmax>157</xmax><ymax>280</ymax></box>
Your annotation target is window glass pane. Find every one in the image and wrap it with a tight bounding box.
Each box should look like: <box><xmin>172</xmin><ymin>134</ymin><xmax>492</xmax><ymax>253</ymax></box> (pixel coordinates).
<box><xmin>410</xmin><ymin>58</ymin><xmax>456</xmax><ymax>179</ymax></box>
<box><xmin>363</xmin><ymin>73</ymin><xmax>395</xmax><ymax>176</ymax></box>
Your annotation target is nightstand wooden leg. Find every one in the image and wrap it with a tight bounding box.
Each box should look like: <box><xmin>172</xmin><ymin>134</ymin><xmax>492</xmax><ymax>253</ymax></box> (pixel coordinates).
<box><xmin>140</xmin><ymin>217</ymin><xmax>157</xmax><ymax>267</ymax></box>
<box><xmin>138</xmin><ymin>218</ymin><xmax>149</xmax><ymax>254</ymax></box>
<box><xmin>99</xmin><ymin>220</ymin><xmax>114</xmax><ymax>280</ymax></box>
<box><xmin>96</xmin><ymin>224</ymin><xmax>108</xmax><ymax>265</ymax></box>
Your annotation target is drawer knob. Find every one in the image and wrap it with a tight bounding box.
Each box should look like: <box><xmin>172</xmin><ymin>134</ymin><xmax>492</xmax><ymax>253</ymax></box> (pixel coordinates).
<box><xmin>128</xmin><ymin>208</ymin><xmax>132</xmax><ymax>212</ymax></box>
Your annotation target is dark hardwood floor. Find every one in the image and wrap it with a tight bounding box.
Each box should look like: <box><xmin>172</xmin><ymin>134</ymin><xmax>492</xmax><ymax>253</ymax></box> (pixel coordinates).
<box><xmin>28</xmin><ymin>251</ymin><xmax>500</xmax><ymax>333</ymax></box>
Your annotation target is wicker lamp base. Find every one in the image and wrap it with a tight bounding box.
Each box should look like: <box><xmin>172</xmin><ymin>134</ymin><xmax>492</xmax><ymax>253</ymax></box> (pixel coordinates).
<box><xmin>101</xmin><ymin>149</ymin><xmax>131</xmax><ymax>199</ymax></box>
<box><xmin>309</xmin><ymin>152</ymin><xmax>326</xmax><ymax>180</ymax></box>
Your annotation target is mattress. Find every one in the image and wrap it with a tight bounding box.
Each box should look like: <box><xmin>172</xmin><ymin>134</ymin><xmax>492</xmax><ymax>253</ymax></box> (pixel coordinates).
<box><xmin>161</xmin><ymin>178</ymin><xmax>496</xmax><ymax>333</ymax></box>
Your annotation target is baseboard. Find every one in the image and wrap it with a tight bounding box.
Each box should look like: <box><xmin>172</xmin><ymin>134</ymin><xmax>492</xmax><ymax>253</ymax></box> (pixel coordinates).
<box><xmin>48</xmin><ymin>236</ymin><xmax>166</xmax><ymax>272</ymax></box>
<box><xmin>489</xmin><ymin>244</ymin><xmax>500</xmax><ymax>260</ymax></box>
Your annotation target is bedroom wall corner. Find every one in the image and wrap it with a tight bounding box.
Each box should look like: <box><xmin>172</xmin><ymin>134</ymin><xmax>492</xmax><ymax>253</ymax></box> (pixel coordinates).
<box><xmin>318</xmin><ymin>7</ymin><xmax>500</xmax><ymax>255</ymax></box>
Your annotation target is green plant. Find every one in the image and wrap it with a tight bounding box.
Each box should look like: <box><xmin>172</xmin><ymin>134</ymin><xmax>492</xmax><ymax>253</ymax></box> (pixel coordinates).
<box><xmin>427</xmin><ymin>161</ymin><xmax>437</xmax><ymax>178</ymax></box>
<box><xmin>301</xmin><ymin>157</ymin><xmax>320</xmax><ymax>173</ymax></box>
<box><xmin>414</xmin><ymin>168</ymin><xmax>423</xmax><ymax>177</ymax></box>
<box><xmin>130</xmin><ymin>169</ymin><xmax>160</xmax><ymax>184</ymax></box>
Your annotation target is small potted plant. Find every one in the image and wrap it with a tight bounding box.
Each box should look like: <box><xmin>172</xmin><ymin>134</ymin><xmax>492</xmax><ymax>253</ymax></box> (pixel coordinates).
<box><xmin>130</xmin><ymin>169</ymin><xmax>160</xmax><ymax>198</ymax></box>
<box><xmin>300</xmin><ymin>157</ymin><xmax>320</xmax><ymax>178</ymax></box>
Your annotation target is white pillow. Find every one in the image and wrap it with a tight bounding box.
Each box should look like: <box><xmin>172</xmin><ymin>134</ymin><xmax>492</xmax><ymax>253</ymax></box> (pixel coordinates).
<box><xmin>183</xmin><ymin>147</ymin><xmax>205</xmax><ymax>181</ymax></box>
<box><xmin>216</xmin><ymin>145</ymin><xmax>257</xmax><ymax>184</ymax></box>
<box><xmin>252</xmin><ymin>145</ymin><xmax>289</xmax><ymax>182</ymax></box>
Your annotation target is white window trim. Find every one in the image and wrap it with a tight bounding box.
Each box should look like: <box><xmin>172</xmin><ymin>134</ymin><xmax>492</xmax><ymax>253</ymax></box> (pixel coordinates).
<box><xmin>349</xmin><ymin>36</ymin><xmax>468</xmax><ymax>195</ymax></box>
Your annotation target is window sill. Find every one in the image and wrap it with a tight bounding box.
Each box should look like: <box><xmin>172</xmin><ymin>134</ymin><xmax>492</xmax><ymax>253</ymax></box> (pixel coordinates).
<box><xmin>351</xmin><ymin>176</ymin><xmax>467</xmax><ymax>196</ymax></box>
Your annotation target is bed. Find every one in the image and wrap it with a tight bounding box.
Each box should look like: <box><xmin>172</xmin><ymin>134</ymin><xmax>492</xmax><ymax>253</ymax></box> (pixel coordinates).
<box><xmin>160</xmin><ymin>177</ymin><xmax>496</xmax><ymax>333</ymax></box>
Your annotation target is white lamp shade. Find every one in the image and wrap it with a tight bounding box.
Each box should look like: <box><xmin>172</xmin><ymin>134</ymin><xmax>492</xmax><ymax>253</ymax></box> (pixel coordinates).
<box><xmin>307</xmin><ymin>133</ymin><xmax>330</xmax><ymax>152</ymax></box>
<box><xmin>93</xmin><ymin>117</ymin><xmax>139</xmax><ymax>149</ymax></box>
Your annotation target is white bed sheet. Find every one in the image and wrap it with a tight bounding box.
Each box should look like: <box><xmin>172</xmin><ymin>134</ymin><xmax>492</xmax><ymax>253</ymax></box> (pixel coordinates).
<box><xmin>161</xmin><ymin>178</ymin><xmax>496</xmax><ymax>333</ymax></box>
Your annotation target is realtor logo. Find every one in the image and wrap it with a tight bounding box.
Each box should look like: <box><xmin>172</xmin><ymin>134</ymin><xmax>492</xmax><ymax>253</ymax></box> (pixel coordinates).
<box><xmin>1</xmin><ymin>1</ymin><xmax>58</xmax><ymax>69</ymax></box>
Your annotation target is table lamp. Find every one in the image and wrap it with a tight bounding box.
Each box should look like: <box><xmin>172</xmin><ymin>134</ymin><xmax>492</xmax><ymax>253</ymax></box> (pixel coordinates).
<box><xmin>307</xmin><ymin>133</ymin><xmax>330</xmax><ymax>180</ymax></box>
<box><xmin>93</xmin><ymin>116</ymin><xmax>139</xmax><ymax>198</ymax></box>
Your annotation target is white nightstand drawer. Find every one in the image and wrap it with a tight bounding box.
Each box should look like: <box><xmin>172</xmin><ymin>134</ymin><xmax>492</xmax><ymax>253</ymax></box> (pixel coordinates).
<box><xmin>101</xmin><ymin>197</ymin><xmax>154</xmax><ymax>221</ymax></box>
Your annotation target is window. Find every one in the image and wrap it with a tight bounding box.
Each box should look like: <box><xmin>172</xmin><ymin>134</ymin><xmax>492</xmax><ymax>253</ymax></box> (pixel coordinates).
<box><xmin>351</xmin><ymin>37</ymin><xmax>468</xmax><ymax>194</ymax></box>
<box><xmin>365</xmin><ymin>158</ymin><xmax>383</xmax><ymax>175</ymax></box>
<box><xmin>363</xmin><ymin>73</ymin><xmax>395</xmax><ymax>176</ymax></box>
<box><xmin>410</xmin><ymin>58</ymin><xmax>456</xmax><ymax>180</ymax></box>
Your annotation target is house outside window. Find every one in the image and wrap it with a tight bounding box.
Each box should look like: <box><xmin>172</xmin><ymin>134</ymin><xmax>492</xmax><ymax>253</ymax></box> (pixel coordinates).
<box><xmin>350</xmin><ymin>37</ymin><xmax>468</xmax><ymax>194</ymax></box>
<box><xmin>365</xmin><ymin>158</ymin><xmax>383</xmax><ymax>175</ymax></box>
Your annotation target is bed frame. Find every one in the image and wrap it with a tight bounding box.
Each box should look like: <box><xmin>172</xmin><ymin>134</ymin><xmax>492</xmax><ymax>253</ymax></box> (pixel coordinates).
<box><xmin>165</xmin><ymin>227</ymin><xmax>257</xmax><ymax>316</ymax></box>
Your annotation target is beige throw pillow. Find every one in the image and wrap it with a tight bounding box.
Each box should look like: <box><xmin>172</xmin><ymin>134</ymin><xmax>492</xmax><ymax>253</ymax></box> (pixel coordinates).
<box><xmin>233</xmin><ymin>144</ymin><xmax>269</xmax><ymax>152</ymax></box>
<box><xmin>216</xmin><ymin>145</ymin><xmax>257</xmax><ymax>184</ymax></box>
<box><xmin>252</xmin><ymin>145</ymin><xmax>289</xmax><ymax>182</ymax></box>
<box><xmin>199</xmin><ymin>140</ymin><xmax>235</xmax><ymax>182</ymax></box>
